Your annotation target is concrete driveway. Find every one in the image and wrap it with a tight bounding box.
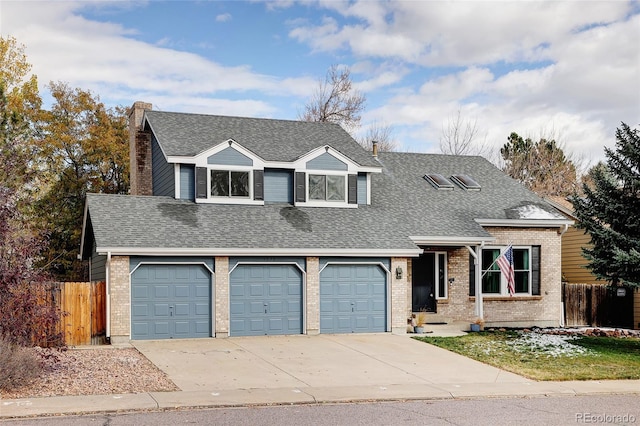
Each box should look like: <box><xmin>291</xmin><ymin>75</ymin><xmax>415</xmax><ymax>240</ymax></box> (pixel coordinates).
<box><xmin>132</xmin><ymin>334</ymin><xmax>529</xmax><ymax>397</ymax></box>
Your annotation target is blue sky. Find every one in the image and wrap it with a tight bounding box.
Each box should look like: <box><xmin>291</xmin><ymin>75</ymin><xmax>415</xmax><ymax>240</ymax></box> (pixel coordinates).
<box><xmin>2</xmin><ymin>1</ymin><xmax>639</xmax><ymax>168</ymax></box>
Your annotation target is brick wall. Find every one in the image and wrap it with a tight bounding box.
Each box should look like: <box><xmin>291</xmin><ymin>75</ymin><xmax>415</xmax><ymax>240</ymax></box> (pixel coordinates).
<box><xmin>634</xmin><ymin>288</ymin><xmax>640</xmax><ymax>330</ymax></box>
<box><xmin>128</xmin><ymin>101</ymin><xmax>153</xmax><ymax>196</ymax></box>
<box><xmin>214</xmin><ymin>257</ymin><xmax>229</xmax><ymax>337</ymax></box>
<box><xmin>108</xmin><ymin>255</ymin><xmax>130</xmax><ymax>344</ymax></box>
<box><xmin>390</xmin><ymin>258</ymin><xmax>410</xmax><ymax>333</ymax></box>
<box><xmin>423</xmin><ymin>228</ymin><xmax>563</xmax><ymax>328</ymax></box>
<box><xmin>305</xmin><ymin>257</ymin><xmax>320</xmax><ymax>334</ymax></box>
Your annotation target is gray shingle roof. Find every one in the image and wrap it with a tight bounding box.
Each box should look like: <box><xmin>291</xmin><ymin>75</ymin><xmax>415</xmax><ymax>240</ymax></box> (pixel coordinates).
<box><xmin>84</xmin><ymin>151</ymin><xmax>567</xmax><ymax>256</ymax></box>
<box><xmin>144</xmin><ymin>110</ymin><xmax>380</xmax><ymax>167</ymax></box>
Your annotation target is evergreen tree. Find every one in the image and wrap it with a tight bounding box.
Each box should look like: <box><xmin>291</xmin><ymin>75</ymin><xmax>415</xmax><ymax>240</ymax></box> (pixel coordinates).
<box><xmin>571</xmin><ymin>123</ymin><xmax>640</xmax><ymax>287</ymax></box>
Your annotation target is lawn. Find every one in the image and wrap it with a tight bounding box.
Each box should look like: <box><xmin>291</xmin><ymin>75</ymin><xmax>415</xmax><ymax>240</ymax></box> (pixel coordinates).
<box><xmin>414</xmin><ymin>330</ymin><xmax>640</xmax><ymax>381</ymax></box>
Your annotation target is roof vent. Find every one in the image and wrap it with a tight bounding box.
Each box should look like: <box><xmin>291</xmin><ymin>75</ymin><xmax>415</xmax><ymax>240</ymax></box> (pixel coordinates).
<box><xmin>451</xmin><ymin>174</ymin><xmax>481</xmax><ymax>191</ymax></box>
<box><xmin>423</xmin><ymin>174</ymin><xmax>454</xmax><ymax>190</ymax></box>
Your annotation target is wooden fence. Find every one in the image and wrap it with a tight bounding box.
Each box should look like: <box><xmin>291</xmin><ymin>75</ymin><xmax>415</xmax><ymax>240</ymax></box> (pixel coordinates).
<box><xmin>562</xmin><ymin>282</ymin><xmax>634</xmax><ymax>328</ymax></box>
<box><xmin>41</xmin><ymin>281</ymin><xmax>106</xmax><ymax>345</ymax></box>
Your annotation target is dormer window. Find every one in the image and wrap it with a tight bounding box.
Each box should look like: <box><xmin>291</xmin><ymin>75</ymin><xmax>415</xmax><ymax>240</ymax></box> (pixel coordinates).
<box><xmin>211</xmin><ymin>170</ymin><xmax>249</xmax><ymax>197</ymax></box>
<box><xmin>309</xmin><ymin>174</ymin><xmax>345</xmax><ymax>202</ymax></box>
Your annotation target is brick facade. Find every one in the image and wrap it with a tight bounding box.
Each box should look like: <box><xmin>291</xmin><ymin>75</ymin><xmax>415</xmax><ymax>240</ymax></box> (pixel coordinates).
<box><xmin>214</xmin><ymin>257</ymin><xmax>229</xmax><ymax>337</ymax></box>
<box><xmin>391</xmin><ymin>257</ymin><xmax>410</xmax><ymax>333</ymax></box>
<box><xmin>306</xmin><ymin>257</ymin><xmax>320</xmax><ymax>335</ymax></box>
<box><xmin>108</xmin><ymin>255</ymin><xmax>131</xmax><ymax>344</ymax></box>
<box><xmin>408</xmin><ymin>227</ymin><xmax>564</xmax><ymax>328</ymax></box>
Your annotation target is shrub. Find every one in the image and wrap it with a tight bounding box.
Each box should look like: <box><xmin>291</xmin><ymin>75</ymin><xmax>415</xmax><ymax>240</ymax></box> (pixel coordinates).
<box><xmin>0</xmin><ymin>334</ymin><xmax>41</xmax><ymax>392</ymax></box>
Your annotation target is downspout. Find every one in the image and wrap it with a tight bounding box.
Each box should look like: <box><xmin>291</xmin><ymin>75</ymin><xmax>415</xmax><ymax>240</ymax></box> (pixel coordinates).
<box><xmin>106</xmin><ymin>252</ymin><xmax>111</xmax><ymax>339</ymax></box>
<box><xmin>559</xmin><ymin>223</ymin><xmax>569</xmax><ymax>237</ymax></box>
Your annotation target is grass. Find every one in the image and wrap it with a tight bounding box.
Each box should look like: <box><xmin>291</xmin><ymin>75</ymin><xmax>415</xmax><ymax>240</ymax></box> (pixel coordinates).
<box><xmin>414</xmin><ymin>330</ymin><xmax>640</xmax><ymax>381</ymax></box>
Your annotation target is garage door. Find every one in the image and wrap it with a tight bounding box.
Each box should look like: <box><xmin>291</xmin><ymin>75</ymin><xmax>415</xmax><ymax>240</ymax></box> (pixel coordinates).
<box><xmin>230</xmin><ymin>264</ymin><xmax>303</xmax><ymax>336</ymax></box>
<box><xmin>320</xmin><ymin>264</ymin><xmax>387</xmax><ymax>333</ymax></box>
<box><xmin>131</xmin><ymin>264</ymin><xmax>211</xmax><ymax>340</ymax></box>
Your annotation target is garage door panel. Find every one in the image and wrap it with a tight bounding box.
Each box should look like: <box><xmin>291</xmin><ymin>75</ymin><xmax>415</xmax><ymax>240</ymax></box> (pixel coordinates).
<box><xmin>131</xmin><ymin>264</ymin><xmax>211</xmax><ymax>340</ymax></box>
<box><xmin>230</xmin><ymin>264</ymin><xmax>303</xmax><ymax>336</ymax></box>
<box><xmin>320</xmin><ymin>264</ymin><xmax>387</xmax><ymax>334</ymax></box>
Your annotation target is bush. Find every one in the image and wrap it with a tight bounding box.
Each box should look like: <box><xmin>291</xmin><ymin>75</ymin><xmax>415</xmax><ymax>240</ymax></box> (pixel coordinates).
<box><xmin>0</xmin><ymin>335</ymin><xmax>42</xmax><ymax>391</ymax></box>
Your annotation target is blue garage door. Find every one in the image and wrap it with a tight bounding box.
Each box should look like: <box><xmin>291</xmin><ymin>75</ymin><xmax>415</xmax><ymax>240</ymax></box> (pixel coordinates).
<box><xmin>131</xmin><ymin>264</ymin><xmax>211</xmax><ymax>340</ymax></box>
<box><xmin>230</xmin><ymin>264</ymin><xmax>303</xmax><ymax>336</ymax></box>
<box><xmin>320</xmin><ymin>264</ymin><xmax>387</xmax><ymax>333</ymax></box>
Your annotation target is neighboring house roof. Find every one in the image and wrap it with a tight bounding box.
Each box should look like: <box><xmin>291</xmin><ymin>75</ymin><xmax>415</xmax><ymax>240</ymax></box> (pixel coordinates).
<box><xmin>83</xmin><ymin>150</ymin><xmax>570</xmax><ymax>257</ymax></box>
<box><xmin>143</xmin><ymin>110</ymin><xmax>380</xmax><ymax>167</ymax></box>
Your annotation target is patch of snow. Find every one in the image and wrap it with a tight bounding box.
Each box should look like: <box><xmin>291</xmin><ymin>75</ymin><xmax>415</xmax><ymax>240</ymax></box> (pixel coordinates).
<box><xmin>516</xmin><ymin>205</ymin><xmax>564</xmax><ymax>220</ymax></box>
<box><xmin>506</xmin><ymin>331</ymin><xmax>595</xmax><ymax>358</ymax></box>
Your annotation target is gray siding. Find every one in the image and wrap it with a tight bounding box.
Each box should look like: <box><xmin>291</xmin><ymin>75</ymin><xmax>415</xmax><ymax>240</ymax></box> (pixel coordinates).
<box><xmin>264</xmin><ymin>169</ymin><xmax>293</xmax><ymax>203</ymax></box>
<box><xmin>208</xmin><ymin>146</ymin><xmax>253</xmax><ymax>166</ymax></box>
<box><xmin>357</xmin><ymin>172</ymin><xmax>367</xmax><ymax>205</ymax></box>
<box><xmin>152</xmin><ymin>134</ymin><xmax>175</xmax><ymax>197</ymax></box>
<box><xmin>90</xmin><ymin>240</ymin><xmax>106</xmax><ymax>282</ymax></box>
<box><xmin>306</xmin><ymin>152</ymin><xmax>347</xmax><ymax>171</ymax></box>
<box><xmin>180</xmin><ymin>164</ymin><xmax>195</xmax><ymax>200</ymax></box>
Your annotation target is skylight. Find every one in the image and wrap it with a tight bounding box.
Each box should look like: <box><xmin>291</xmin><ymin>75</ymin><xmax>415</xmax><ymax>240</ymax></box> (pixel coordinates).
<box><xmin>451</xmin><ymin>174</ymin><xmax>481</xmax><ymax>191</ymax></box>
<box><xmin>423</xmin><ymin>174</ymin><xmax>454</xmax><ymax>190</ymax></box>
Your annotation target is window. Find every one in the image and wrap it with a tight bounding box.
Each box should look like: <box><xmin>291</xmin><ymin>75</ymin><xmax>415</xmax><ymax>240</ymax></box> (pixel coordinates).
<box><xmin>481</xmin><ymin>247</ymin><xmax>531</xmax><ymax>295</ymax></box>
<box><xmin>309</xmin><ymin>174</ymin><xmax>345</xmax><ymax>202</ymax></box>
<box><xmin>424</xmin><ymin>173</ymin><xmax>454</xmax><ymax>190</ymax></box>
<box><xmin>210</xmin><ymin>170</ymin><xmax>249</xmax><ymax>197</ymax></box>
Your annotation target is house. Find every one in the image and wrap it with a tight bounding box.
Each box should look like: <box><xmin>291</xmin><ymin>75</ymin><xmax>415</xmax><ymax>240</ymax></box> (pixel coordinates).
<box><xmin>80</xmin><ymin>102</ymin><xmax>573</xmax><ymax>342</ymax></box>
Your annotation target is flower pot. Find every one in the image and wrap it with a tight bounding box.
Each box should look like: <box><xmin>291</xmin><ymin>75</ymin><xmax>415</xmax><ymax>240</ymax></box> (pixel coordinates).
<box><xmin>414</xmin><ymin>326</ymin><xmax>425</xmax><ymax>334</ymax></box>
<box><xmin>470</xmin><ymin>323</ymin><xmax>481</xmax><ymax>332</ymax></box>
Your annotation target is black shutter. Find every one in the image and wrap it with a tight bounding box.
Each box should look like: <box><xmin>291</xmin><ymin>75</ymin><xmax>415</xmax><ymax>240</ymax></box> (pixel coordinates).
<box><xmin>469</xmin><ymin>252</ymin><xmax>476</xmax><ymax>296</ymax></box>
<box><xmin>196</xmin><ymin>167</ymin><xmax>207</xmax><ymax>199</ymax></box>
<box><xmin>348</xmin><ymin>174</ymin><xmax>357</xmax><ymax>204</ymax></box>
<box><xmin>295</xmin><ymin>172</ymin><xmax>306</xmax><ymax>202</ymax></box>
<box><xmin>253</xmin><ymin>170</ymin><xmax>264</xmax><ymax>201</ymax></box>
<box><xmin>531</xmin><ymin>245</ymin><xmax>541</xmax><ymax>295</ymax></box>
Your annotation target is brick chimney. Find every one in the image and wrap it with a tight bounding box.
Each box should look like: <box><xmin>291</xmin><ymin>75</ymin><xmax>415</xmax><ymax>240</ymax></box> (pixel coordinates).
<box><xmin>128</xmin><ymin>101</ymin><xmax>153</xmax><ymax>196</ymax></box>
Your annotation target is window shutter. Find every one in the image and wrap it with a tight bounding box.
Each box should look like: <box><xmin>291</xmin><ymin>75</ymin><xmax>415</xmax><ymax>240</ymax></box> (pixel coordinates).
<box><xmin>295</xmin><ymin>172</ymin><xmax>306</xmax><ymax>202</ymax></box>
<box><xmin>196</xmin><ymin>167</ymin><xmax>207</xmax><ymax>199</ymax></box>
<box><xmin>531</xmin><ymin>245</ymin><xmax>541</xmax><ymax>295</ymax></box>
<box><xmin>469</xmin><ymin>252</ymin><xmax>476</xmax><ymax>296</ymax></box>
<box><xmin>253</xmin><ymin>170</ymin><xmax>264</xmax><ymax>200</ymax></box>
<box><xmin>348</xmin><ymin>174</ymin><xmax>357</xmax><ymax>204</ymax></box>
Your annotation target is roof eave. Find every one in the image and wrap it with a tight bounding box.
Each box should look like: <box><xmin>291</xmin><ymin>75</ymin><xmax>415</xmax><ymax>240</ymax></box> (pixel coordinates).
<box><xmin>409</xmin><ymin>236</ymin><xmax>496</xmax><ymax>246</ymax></box>
<box><xmin>96</xmin><ymin>247</ymin><xmax>423</xmax><ymax>258</ymax></box>
<box><xmin>475</xmin><ymin>218</ymin><xmax>575</xmax><ymax>227</ymax></box>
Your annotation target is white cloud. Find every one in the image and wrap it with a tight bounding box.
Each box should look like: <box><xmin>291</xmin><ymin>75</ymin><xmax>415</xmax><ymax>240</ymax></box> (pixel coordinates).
<box><xmin>215</xmin><ymin>13</ymin><xmax>232</xmax><ymax>23</ymax></box>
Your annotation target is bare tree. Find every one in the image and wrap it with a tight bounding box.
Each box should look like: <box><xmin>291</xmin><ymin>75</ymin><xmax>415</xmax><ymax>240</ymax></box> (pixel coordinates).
<box><xmin>357</xmin><ymin>121</ymin><xmax>398</xmax><ymax>152</ymax></box>
<box><xmin>439</xmin><ymin>110</ymin><xmax>492</xmax><ymax>158</ymax></box>
<box><xmin>298</xmin><ymin>65</ymin><xmax>366</xmax><ymax>133</ymax></box>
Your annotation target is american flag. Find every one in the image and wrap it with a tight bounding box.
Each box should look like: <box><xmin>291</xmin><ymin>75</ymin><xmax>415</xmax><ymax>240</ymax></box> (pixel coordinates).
<box><xmin>497</xmin><ymin>245</ymin><xmax>516</xmax><ymax>297</ymax></box>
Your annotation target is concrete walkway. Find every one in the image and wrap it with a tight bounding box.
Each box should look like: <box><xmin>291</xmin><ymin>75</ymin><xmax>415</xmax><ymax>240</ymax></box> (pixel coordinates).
<box><xmin>2</xmin><ymin>331</ymin><xmax>639</xmax><ymax>419</ymax></box>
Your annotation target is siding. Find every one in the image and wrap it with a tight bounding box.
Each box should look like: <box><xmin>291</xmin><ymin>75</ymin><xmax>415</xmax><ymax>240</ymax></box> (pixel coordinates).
<box><xmin>152</xmin><ymin>134</ymin><xmax>175</xmax><ymax>197</ymax></box>
<box><xmin>264</xmin><ymin>169</ymin><xmax>293</xmax><ymax>203</ymax></box>
<box><xmin>208</xmin><ymin>146</ymin><xmax>253</xmax><ymax>166</ymax></box>
<box><xmin>306</xmin><ymin>152</ymin><xmax>347</xmax><ymax>171</ymax></box>
<box><xmin>561</xmin><ymin>226</ymin><xmax>603</xmax><ymax>284</ymax></box>
<box><xmin>90</xmin><ymin>240</ymin><xmax>106</xmax><ymax>282</ymax></box>
<box><xmin>180</xmin><ymin>164</ymin><xmax>195</xmax><ymax>200</ymax></box>
<box><xmin>357</xmin><ymin>172</ymin><xmax>367</xmax><ymax>205</ymax></box>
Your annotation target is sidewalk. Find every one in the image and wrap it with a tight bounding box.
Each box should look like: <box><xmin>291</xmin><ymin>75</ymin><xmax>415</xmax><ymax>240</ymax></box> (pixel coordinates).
<box><xmin>2</xmin><ymin>328</ymin><xmax>639</xmax><ymax>419</ymax></box>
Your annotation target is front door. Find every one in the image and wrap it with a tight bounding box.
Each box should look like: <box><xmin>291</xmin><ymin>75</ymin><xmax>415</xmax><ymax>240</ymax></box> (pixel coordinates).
<box><xmin>412</xmin><ymin>253</ymin><xmax>436</xmax><ymax>312</ymax></box>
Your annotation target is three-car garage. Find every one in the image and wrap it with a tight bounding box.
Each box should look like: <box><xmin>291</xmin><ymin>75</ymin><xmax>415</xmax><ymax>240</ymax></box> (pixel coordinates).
<box><xmin>128</xmin><ymin>257</ymin><xmax>390</xmax><ymax>340</ymax></box>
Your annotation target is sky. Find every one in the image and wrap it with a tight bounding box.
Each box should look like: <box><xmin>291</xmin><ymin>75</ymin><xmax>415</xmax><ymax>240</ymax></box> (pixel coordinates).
<box><xmin>1</xmin><ymin>0</ymin><xmax>639</xmax><ymax>168</ymax></box>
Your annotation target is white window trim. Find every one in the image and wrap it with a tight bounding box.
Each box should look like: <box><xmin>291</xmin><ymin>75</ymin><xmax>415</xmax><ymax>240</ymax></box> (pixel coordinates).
<box><xmin>434</xmin><ymin>251</ymin><xmax>448</xmax><ymax>300</ymax></box>
<box><xmin>481</xmin><ymin>246</ymin><xmax>532</xmax><ymax>296</ymax></box>
<box><xmin>198</xmin><ymin>164</ymin><xmax>263</xmax><ymax>205</ymax></box>
<box><xmin>300</xmin><ymin>170</ymin><xmax>354</xmax><ymax>208</ymax></box>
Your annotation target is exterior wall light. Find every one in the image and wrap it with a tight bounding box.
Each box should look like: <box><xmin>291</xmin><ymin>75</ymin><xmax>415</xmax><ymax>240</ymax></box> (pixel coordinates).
<box><xmin>395</xmin><ymin>266</ymin><xmax>403</xmax><ymax>279</ymax></box>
